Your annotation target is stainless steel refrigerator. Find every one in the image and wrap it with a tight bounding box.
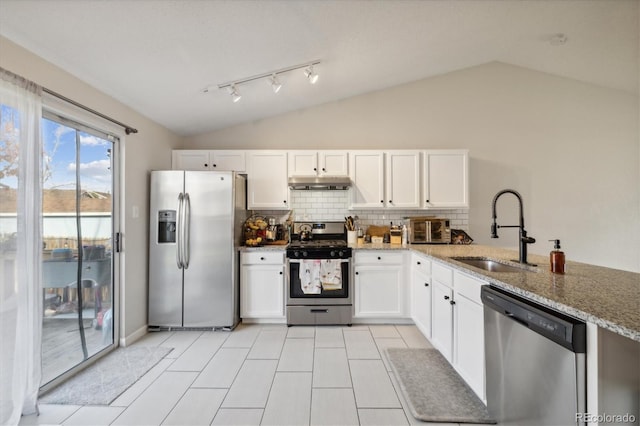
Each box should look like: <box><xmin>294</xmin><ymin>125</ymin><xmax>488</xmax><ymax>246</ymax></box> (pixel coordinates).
<box><xmin>148</xmin><ymin>170</ymin><xmax>246</xmax><ymax>329</ymax></box>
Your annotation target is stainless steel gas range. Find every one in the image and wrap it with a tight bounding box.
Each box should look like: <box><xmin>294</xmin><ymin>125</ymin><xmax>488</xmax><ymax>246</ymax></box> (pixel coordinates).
<box><xmin>286</xmin><ymin>222</ymin><xmax>352</xmax><ymax>326</ymax></box>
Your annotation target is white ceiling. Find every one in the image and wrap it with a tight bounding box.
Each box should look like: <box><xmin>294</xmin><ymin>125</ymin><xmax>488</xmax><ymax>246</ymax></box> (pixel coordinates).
<box><xmin>0</xmin><ymin>0</ymin><xmax>637</xmax><ymax>136</ymax></box>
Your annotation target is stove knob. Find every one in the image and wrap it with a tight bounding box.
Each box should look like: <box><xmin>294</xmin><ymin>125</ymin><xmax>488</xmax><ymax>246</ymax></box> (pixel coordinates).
<box><xmin>302</xmin><ymin>251</ymin><xmax>308</xmax><ymax>257</ymax></box>
<box><xmin>338</xmin><ymin>250</ymin><xmax>344</xmax><ymax>257</ymax></box>
<box><xmin>294</xmin><ymin>250</ymin><xmax>299</xmax><ymax>258</ymax></box>
<box><xmin>330</xmin><ymin>250</ymin><xmax>336</xmax><ymax>257</ymax></box>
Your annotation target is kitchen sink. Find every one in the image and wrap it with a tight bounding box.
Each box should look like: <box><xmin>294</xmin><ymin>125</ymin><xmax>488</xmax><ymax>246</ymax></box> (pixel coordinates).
<box><xmin>450</xmin><ymin>257</ymin><xmax>536</xmax><ymax>273</ymax></box>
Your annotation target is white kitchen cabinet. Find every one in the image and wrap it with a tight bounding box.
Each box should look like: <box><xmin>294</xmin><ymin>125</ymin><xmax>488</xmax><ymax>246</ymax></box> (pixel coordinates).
<box><xmin>172</xmin><ymin>150</ymin><xmax>246</xmax><ymax>172</ymax></box>
<box><xmin>172</xmin><ymin>150</ymin><xmax>210</xmax><ymax>170</ymax></box>
<box><xmin>349</xmin><ymin>151</ymin><xmax>385</xmax><ymax>209</ymax></box>
<box><xmin>423</xmin><ymin>150</ymin><xmax>469</xmax><ymax>209</ymax></box>
<box><xmin>411</xmin><ymin>253</ymin><xmax>432</xmax><ymax>338</ymax></box>
<box><xmin>453</xmin><ymin>271</ymin><xmax>486</xmax><ymax>400</ymax></box>
<box><xmin>288</xmin><ymin>151</ymin><xmax>348</xmax><ymax>177</ymax></box>
<box><xmin>353</xmin><ymin>251</ymin><xmax>406</xmax><ymax>318</ymax></box>
<box><xmin>246</xmin><ymin>151</ymin><xmax>289</xmax><ymax>210</ymax></box>
<box><xmin>431</xmin><ymin>278</ymin><xmax>454</xmax><ymax>361</ymax></box>
<box><xmin>386</xmin><ymin>151</ymin><xmax>421</xmax><ymax>209</ymax></box>
<box><xmin>240</xmin><ymin>252</ymin><xmax>285</xmax><ymax>320</ymax></box>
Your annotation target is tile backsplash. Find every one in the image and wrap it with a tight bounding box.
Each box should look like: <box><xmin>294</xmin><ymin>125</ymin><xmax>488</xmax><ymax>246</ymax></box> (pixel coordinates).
<box><xmin>252</xmin><ymin>190</ymin><xmax>469</xmax><ymax>231</ymax></box>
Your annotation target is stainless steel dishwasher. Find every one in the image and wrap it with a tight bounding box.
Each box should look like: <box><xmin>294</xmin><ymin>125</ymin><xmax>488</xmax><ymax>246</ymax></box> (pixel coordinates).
<box><xmin>481</xmin><ymin>286</ymin><xmax>587</xmax><ymax>425</ymax></box>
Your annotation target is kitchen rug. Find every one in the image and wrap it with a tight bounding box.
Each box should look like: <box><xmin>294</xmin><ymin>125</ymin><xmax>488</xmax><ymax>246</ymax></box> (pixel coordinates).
<box><xmin>40</xmin><ymin>345</ymin><xmax>172</xmax><ymax>405</ymax></box>
<box><xmin>386</xmin><ymin>348</ymin><xmax>495</xmax><ymax>424</ymax></box>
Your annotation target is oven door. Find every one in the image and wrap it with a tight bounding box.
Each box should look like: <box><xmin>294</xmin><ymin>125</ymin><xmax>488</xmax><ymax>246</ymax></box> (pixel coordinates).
<box><xmin>287</xmin><ymin>259</ymin><xmax>351</xmax><ymax>305</ymax></box>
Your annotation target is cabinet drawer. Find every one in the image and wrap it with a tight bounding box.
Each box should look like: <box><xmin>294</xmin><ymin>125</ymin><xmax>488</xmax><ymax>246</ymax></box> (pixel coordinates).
<box><xmin>241</xmin><ymin>251</ymin><xmax>284</xmax><ymax>265</ymax></box>
<box><xmin>355</xmin><ymin>251</ymin><xmax>404</xmax><ymax>265</ymax></box>
<box><xmin>454</xmin><ymin>271</ymin><xmax>486</xmax><ymax>305</ymax></box>
<box><xmin>432</xmin><ymin>262</ymin><xmax>453</xmax><ymax>287</ymax></box>
<box><xmin>411</xmin><ymin>254</ymin><xmax>431</xmax><ymax>275</ymax></box>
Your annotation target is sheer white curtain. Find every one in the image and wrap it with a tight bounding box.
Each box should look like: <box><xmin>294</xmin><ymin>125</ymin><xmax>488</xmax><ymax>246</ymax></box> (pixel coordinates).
<box><xmin>0</xmin><ymin>68</ymin><xmax>43</xmax><ymax>425</ymax></box>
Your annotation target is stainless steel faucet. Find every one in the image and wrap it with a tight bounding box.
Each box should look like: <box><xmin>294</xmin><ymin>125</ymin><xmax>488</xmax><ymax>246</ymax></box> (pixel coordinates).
<box><xmin>491</xmin><ymin>189</ymin><xmax>536</xmax><ymax>265</ymax></box>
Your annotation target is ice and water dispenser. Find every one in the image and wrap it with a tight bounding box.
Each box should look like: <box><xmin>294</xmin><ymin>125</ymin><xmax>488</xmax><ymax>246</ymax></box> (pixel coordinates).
<box><xmin>158</xmin><ymin>210</ymin><xmax>176</xmax><ymax>243</ymax></box>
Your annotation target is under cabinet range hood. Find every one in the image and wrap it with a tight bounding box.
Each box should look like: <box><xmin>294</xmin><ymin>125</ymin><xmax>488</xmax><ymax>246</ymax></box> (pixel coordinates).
<box><xmin>288</xmin><ymin>176</ymin><xmax>351</xmax><ymax>190</ymax></box>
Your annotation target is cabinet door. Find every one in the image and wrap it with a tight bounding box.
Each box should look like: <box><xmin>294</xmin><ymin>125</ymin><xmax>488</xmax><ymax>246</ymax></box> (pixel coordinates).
<box><xmin>354</xmin><ymin>265</ymin><xmax>403</xmax><ymax>317</ymax></box>
<box><xmin>247</xmin><ymin>151</ymin><xmax>289</xmax><ymax>209</ymax></box>
<box><xmin>431</xmin><ymin>280</ymin><xmax>454</xmax><ymax>361</ymax></box>
<box><xmin>241</xmin><ymin>264</ymin><xmax>285</xmax><ymax>318</ymax></box>
<box><xmin>172</xmin><ymin>150</ymin><xmax>210</xmax><ymax>170</ymax></box>
<box><xmin>386</xmin><ymin>151</ymin><xmax>420</xmax><ymax>209</ymax></box>
<box><xmin>423</xmin><ymin>150</ymin><xmax>469</xmax><ymax>208</ymax></box>
<box><xmin>288</xmin><ymin>151</ymin><xmax>318</xmax><ymax>176</ymax></box>
<box><xmin>454</xmin><ymin>293</ymin><xmax>485</xmax><ymax>400</ymax></box>
<box><xmin>319</xmin><ymin>151</ymin><xmax>348</xmax><ymax>176</ymax></box>
<box><xmin>349</xmin><ymin>151</ymin><xmax>385</xmax><ymax>209</ymax></box>
<box><xmin>211</xmin><ymin>151</ymin><xmax>246</xmax><ymax>172</ymax></box>
<box><xmin>412</xmin><ymin>268</ymin><xmax>432</xmax><ymax>338</ymax></box>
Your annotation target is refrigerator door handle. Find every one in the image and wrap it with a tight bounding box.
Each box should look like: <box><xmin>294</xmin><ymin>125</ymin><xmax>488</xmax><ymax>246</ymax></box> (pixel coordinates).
<box><xmin>177</xmin><ymin>192</ymin><xmax>184</xmax><ymax>269</ymax></box>
<box><xmin>183</xmin><ymin>192</ymin><xmax>191</xmax><ymax>269</ymax></box>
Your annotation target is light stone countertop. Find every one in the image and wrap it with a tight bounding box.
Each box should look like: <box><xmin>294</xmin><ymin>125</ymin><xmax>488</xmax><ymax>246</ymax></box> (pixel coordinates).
<box><xmin>352</xmin><ymin>242</ymin><xmax>640</xmax><ymax>342</ymax></box>
<box><xmin>238</xmin><ymin>242</ymin><xmax>639</xmax><ymax>342</ymax></box>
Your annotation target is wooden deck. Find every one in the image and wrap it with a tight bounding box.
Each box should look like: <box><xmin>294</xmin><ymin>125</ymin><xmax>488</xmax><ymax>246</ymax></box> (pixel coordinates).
<box><xmin>42</xmin><ymin>315</ymin><xmax>112</xmax><ymax>386</ymax></box>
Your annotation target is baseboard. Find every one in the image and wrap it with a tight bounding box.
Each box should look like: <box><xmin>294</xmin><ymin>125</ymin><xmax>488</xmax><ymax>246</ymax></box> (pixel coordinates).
<box><xmin>119</xmin><ymin>324</ymin><xmax>147</xmax><ymax>347</ymax></box>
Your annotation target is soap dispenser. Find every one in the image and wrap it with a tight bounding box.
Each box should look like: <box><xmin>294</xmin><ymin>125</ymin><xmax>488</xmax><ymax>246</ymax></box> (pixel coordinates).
<box><xmin>549</xmin><ymin>239</ymin><xmax>565</xmax><ymax>274</ymax></box>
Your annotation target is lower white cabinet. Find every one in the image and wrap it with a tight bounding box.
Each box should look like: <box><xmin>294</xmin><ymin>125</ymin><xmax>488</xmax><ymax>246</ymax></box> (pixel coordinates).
<box><xmin>431</xmin><ymin>279</ymin><xmax>454</xmax><ymax>361</ymax></box>
<box><xmin>353</xmin><ymin>251</ymin><xmax>406</xmax><ymax>318</ymax></box>
<box><xmin>240</xmin><ymin>251</ymin><xmax>285</xmax><ymax>320</ymax></box>
<box><xmin>411</xmin><ymin>253</ymin><xmax>432</xmax><ymax>338</ymax></box>
<box><xmin>428</xmin><ymin>261</ymin><xmax>486</xmax><ymax>400</ymax></box>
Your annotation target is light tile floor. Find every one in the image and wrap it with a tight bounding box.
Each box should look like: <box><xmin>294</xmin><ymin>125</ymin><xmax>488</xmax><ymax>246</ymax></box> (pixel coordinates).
<box><xmin>20</xmin><ymin>323</ymin><xmax>488</xmax><ymax>426</ymax></box>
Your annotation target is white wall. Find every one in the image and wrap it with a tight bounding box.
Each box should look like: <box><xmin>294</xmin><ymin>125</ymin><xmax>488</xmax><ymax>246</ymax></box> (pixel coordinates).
<box><xmin>186</xmin><ymin>62</ymin><xmax>639</xmax><ymax>272</ymax></box>
<box><xmin>0</xmin><ymin>36</ymin><xmax>182</xmax><ymax>342</ymax></box>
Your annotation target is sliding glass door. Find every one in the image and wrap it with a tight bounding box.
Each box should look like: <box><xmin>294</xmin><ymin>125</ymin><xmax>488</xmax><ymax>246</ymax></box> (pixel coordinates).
<box><xmin>40</xmin><ymin>113</ymin><xmax>118</xmax><ymax>386</ymax></box>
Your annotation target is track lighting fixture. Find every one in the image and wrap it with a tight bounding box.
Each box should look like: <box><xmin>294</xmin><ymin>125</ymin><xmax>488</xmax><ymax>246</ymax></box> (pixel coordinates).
<box><xmin>210</xmin><ymin>60</ymin><xmax>321</xmax><ymax>102</ymax></box>
<box><xmin>269</xmin><ymin>74</ymin><xmax>282</xmax><ymax>93</ymax></box>
<box><xmin>304</xmin><ymin>65</ymin><xmax>319</xmax><ymax>84</ymax></box>
<box><xmin>227</xmin><ymin>84</ymin><xmax>241</xmax><ymax>103</ymax></box>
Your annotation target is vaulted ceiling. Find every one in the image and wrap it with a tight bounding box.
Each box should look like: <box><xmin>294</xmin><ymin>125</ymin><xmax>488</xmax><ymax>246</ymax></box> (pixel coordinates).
<box><xmin>0</xmin><ymin>0</ymin><xmax>637</xmax><ymax>136</ymax></box>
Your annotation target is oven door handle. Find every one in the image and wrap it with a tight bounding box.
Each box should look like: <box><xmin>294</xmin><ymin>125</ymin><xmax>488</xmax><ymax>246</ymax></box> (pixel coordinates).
<box><xmin>287</xmin><ymin>259</ymin><xmax>351</xmax><ymax>264</ymax></box>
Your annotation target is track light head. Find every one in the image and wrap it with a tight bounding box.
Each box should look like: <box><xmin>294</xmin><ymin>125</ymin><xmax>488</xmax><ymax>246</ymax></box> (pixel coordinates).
<box><xmin>227</xmin><ymin>84</ymin><xmax>241</xmax><ymax>102</ymax></box>
<box><xmin>270</xmin><ymin>74</ymin><xmax>282</xmax><ymax>93</ymax></box>
<box><xmin>304</xmin><ymin>65</ymin><xmax>319</xmax><ymax>84</ymax></box>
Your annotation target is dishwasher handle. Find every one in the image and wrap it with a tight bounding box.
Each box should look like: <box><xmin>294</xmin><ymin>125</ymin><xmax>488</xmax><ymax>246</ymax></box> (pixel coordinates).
<box><xmin>481</xmin><ymin>285</ymin><xmax>586</xmax><ymax>353</ymax></box>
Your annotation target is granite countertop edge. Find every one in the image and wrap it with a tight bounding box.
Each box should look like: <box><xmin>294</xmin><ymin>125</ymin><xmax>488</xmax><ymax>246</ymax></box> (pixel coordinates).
<box><xmin>239</xmin><ymin>242</ymin><xmax>640</xmax><ymax>342</ymax></box>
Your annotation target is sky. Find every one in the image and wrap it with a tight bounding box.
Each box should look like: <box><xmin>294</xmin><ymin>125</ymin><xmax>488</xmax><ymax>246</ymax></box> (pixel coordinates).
<box><xmin>0</xmin><ymin>105</ymin><xmax>113</xmax><ymax>193</ymax></box>
<box><xmin>42</xmin><ymin>117</ymin><xmax>113</xmax><ymax>193</ymax></box>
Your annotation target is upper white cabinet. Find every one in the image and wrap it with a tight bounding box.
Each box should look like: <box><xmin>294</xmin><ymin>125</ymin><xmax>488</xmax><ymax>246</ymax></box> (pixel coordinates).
<box><xmin>172</xmin><ymin>150</ymin><xmax>246</xmax><ymax>172</ymax></box>
<box><xmin>349</xmin><ymin>151</ymin><xmax>385</xmax><ymax>209</ymax></box>
<box><xmin>247</xmin><ymin>151</ymin><xmax>289</xmax><ymax>210</ymax></box>
<box><xmin>386</xmin><ymin>151</ymin><xmax>421</xmax><ymax>209</ymax></box>
<box><xmin>288</xmin><ymin>151</ymin><xmax>348</xmax><ymax>177</ymax></box>
<box><xmin>423</xmin><ymin>150</ymin><xmax>468</xmax><ymax>209</ymax></box>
